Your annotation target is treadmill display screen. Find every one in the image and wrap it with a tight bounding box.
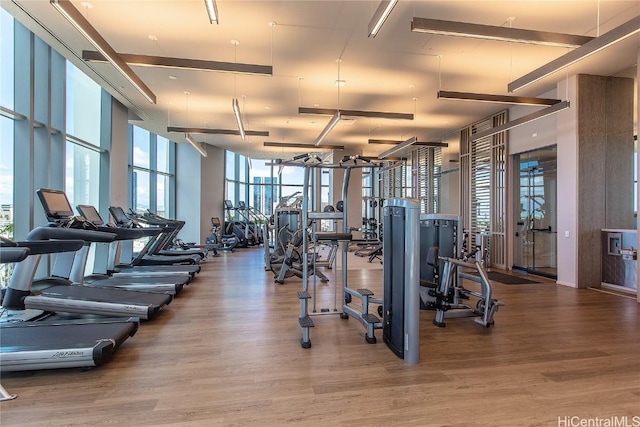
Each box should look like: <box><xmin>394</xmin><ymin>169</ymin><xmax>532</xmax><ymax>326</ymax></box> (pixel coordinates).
<box><xmin>76</xmin><ymin>205</ymin><xmax>104</xmax><ymax>225</ymax></box>
<box><xmin>109</xmin><ymin>207</ymin><xmax>130</xmax><ymax>225</ymax></box>
<box><xmin>37</xmin><ymin>189</ymin><xmax>74</xmax><ymax>219</ymax></box>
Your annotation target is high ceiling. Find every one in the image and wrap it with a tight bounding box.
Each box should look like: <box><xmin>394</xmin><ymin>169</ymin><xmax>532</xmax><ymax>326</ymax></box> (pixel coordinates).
<box><xmin>4</xmin><ymin>0</ymin><xmax>639</xmax><ymax>159</ymax></box>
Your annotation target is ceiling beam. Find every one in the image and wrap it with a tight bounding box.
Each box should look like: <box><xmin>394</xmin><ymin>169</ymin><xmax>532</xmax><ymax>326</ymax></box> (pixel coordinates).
<box><xmin>437</xmin><ymin>90</ymin><xmax>561</xmax><ymax>106</ymax></box>
<box><xmin>264</xmin><ymin>142</ymin><xmax>345</xmax><ymax>150</ymax></box>
<box><xmin>83</xmin><ymin>50</ymin><xmax>273</xmax><ymax>76</ymax></box>
<box><xmin>299</xmin><ymin>107</ymin><xmax>413</xmax><ymax>120</ymax></box>
<box><xmin>369</xmin><ymin>139</ymin><xmax>448</xmax><ymax>147</ymax></box>
<box><xmin>411</xmin><ymin>17</ymin><xmax>593</xmax><ymax>48</ymax></box>
<box><xmin>167</xmin><ymin>126</ymin><xmax>269</xmax><ymax>136</ymax></box>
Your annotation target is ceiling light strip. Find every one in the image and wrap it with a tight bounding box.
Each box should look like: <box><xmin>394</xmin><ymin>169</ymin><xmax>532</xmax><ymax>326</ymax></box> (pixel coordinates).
<box><xmin>185</xmin><ymin>134</ymin><xmax>208</xmax><ymax>157</ymax></box>
<box><xmin>264</xmin><ymin>142</ymin><xmax>345</xmax><ymax>150</ymax></box>
<box><xmin>411</xmin><ymin>17</ymin><xmax>593</xmax><ymax>48</ymax></box>
<box><xmin>299</xmin><ymin>107</ymin><xmax>413</xmax><ymax>120</ymax></box>
<box><xmin>437</xmin><ymin>90</ymin><xmax>561</xmax><ymax>106</ymax></box>
<box><xmin>232</xmin><ymin>98</ymin><xmax>246</xmax><ymax>140</ymax></box>
<box><xmin>508</xmin><ymin>16</ymin><xmax>640</xmax><ymax>92</ymax></box>
<box><xmin>368</xmin><ymin>0</ymin><xmax>398</xmax><ymax>38</ymax></box>
<box><xmin>204</xmin><ymin>0</ymin><xmax>219</xmax><ymax>24</ymax></box>
<box><xmin>50</xmin><ymin>0</ymin><xmax>156</xmax><ymax>104</ymax></box>
<box><xmin>167</xmin><ymin>126</ymin><xmax>269</xmax><ymax>137</ymax></box>
<box><xmin>378</xmin><ymin>136</ymin><xmax>419</xmax><ymax>159</ymax></box>
<box><xmin>368</xmin><ymin>139</ymin><xmax>448</xmax><ymax>147</ymax></box>
<box><xmin>82</xmin><ymin>51</ymin><xmax>273</xmax><ymax>76</ymax></box>
<box><xmin>471</xmin><ymin>101</ymin><xmax>570</xmax><ymax>142</ymax></box>
<box><xmin>314</xmin><ymin>112</ymin><xmax>341</xmax><ymax>146</ymax></box>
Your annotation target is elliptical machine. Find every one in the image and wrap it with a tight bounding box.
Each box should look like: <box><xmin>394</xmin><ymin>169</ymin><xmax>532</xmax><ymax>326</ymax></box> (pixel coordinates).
<box><xmin>205</xmin><ymin>217</ymin><xmax>238</xmax><ymax>254</ymax></box>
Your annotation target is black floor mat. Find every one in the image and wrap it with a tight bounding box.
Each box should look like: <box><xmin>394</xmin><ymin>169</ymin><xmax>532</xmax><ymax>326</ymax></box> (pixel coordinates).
<box><xmin>485</xmin><ymin>271</ymin><xmax>540</xmax><ymax>285</ymax></box>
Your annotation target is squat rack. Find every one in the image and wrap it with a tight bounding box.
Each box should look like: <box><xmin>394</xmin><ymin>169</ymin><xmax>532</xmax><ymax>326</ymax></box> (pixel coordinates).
<box><xmin>273</xmin><ymin>154</ymin><xmax>395</xmax><ymax>348</ymax></box>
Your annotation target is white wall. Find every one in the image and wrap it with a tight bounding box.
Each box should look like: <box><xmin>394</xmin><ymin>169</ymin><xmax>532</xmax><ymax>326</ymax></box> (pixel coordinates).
<box><xmin>509</xmin><ymin>89</ymin><xmax>559</xmax><ymax>155</ymax></box>
<box><xmin>556</xmin><ymin>76</ymin><xmax>579</xmax><ymax>287</ymax></box>
<box><xmin>176</xmin><ymin>143</ymin><xmax>226</xmax><ymax>245</ymax></box>
<box><xmin>109</xmin><ymin>99</ymin><xmax>129</xmax><ymax>211</ymax></box>
<box><xmin>176</xmin><ymin>143</ymin><xmax>202</xmax><ymax>244</ymax></box>
<box><xmin>200</xmin><ymin>145</ymin><xmax>225</xmax><ymax>243</ymax></box>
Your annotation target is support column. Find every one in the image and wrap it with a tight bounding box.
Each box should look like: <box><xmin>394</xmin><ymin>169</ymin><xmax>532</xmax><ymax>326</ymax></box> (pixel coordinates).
<box><xmin>576</xmin><ymin>75</ymin><xmax>634</xmax><ymax>289</ymax></box>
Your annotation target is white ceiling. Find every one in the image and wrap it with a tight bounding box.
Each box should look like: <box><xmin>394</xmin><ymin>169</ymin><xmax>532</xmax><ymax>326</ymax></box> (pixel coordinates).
<box><xmin>4</xmin><ymin>0</ymin><xmax>640</xmax><ymax>159</ymax></box>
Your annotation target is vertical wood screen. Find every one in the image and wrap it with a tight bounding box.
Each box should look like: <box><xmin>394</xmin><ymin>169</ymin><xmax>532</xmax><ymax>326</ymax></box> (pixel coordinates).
<box><xmin>460</xmin><ymin>110</ymin><xmax>508</xmax><ymax>268</ymax></box>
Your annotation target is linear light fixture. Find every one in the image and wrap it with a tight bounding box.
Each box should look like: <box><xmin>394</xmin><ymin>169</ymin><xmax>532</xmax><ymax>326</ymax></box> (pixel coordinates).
<box><xmin>368</xmin><ymin>0</ymin><xmax>398</xmax><ymax>38</ymax></box>
<box><xmin>437</xmin><ymin>90</ymin><xmax>561</xmax><ymax>106</ymax></box>
<box><xmin>82</xmin><ymin>51</ymin><xmax>273</xmax><ymax>76</ymax></box>
<box><xmin>314</xmin><ymin>112</ymin><xmax>341</xmax><ymax>146</ymax></box>
<box><xmin>204</xmin><ymin>0</ymin><xmax>219</xmax><ymax>24</ymax></box>
<box><xmin>378</xmin><ymin>136</ymin><xmax>419</xmax><ymax>159</ymax></box>
<box><xmin>167</xmin><ymin>126</ymin><xmax>269</xmax><ymax>136</ymax></box>
<box><xmin>232</xmin><ymin>98</ymin><xmax>246</xmax><ymax>141</ymax></box>
<box><xmin>368</xmin><ymin>139</ymin><xmax>449</xmax><ymax>147</ymax></box>
<box><xmin>378</xmin><ymin>161</ymin><xmax>405</xmax><ymax>174</ymax></box>
<box><xmin>264</xmin><ymin>142</ymin><xmax>345</xmax><ymax>150</ymax></box>
<box><xmin>299</xmin><ymin>107</ymin><xmax>413</xmax><ymax>120</ymax></box>
<box><xmin>411</xmin><ymin>17</ymin><xmax>593</xmax><ymax>48</ymax></box>
<box><xmin>509</xmin><ymin>16</ymin><xmax>640</xmax><ymax>92</ymax></box>
<box><xmin>50</xmin><ymin>0</ymin><xmax>156</xmax><ymax>104</ymax></box>
<box><xmin>471</xmin><ymin>101</ymin><xmax>570</xmax><ymax>142</ymax></box>
<box><xmin>185</xmin><ymin>134</ymin><xmax>208</xmax><ymax>157</ymax></box>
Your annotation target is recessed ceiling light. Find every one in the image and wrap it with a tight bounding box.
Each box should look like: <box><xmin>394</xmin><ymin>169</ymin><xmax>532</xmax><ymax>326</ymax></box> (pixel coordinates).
<box><xmin>264</xmin><ymin>106</ymin><xmax>271</xmax><ymax>110</ymax></box>
<box><xmin>148</xmin><ymin>35</ymin><xmax>158</xmax><ymax>41</ymax></box>
<box><xmin>268</xmin><ymin>21</ymin><xmax>277</xmax><ymax>27</ymax></box>
<box><xmin>169</xmin><ymin>75</ymin><xmax>178</xmax><ymax>80</ymax></box>
<box><xmin>80</xmin><ymin>1</ymin><xmax>93</xmax><ymax>9</ymax></box>
<box><xmin>334</xmin><ymin>80</ymin><xmax>346</xmax><ymax>87</ymax></box>
<box><xmin>313</xmin><ymin>103</ymin><xmax>320</xmax><ymax>107</ymax></box>
<box><xmin>231</xmin><ymin>40</ymin><xmax>240</xmax><ymax>46</ymax></box>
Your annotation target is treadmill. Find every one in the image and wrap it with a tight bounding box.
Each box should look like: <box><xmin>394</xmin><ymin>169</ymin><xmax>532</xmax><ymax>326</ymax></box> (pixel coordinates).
<box><xmin>2</xmin><ymin>219</ymin><xmax>172</xmax><ymax>321</ymax></box>
<box><xmin>109</xmin><ymin>206</ymin><xmax>201</xmax><ymax>266</ymax></box>
<box><xmin>135</xmin><ymin>210</ymin><xmax>208</xmax><ymax>259</ymax></box>
<box><xmin>0</xmin><ymin>238</ymin><xmax>139</xmax><ymax>373</ymax></box>
<box><xmin>76</xmin><ymin>205</ymin><xmax>201</xmax><ymax>277</ymax></box>
<box><xmin>61</xmin><ymin>204</ymin><xmax>191</xmax><ymax>295</ymax></box>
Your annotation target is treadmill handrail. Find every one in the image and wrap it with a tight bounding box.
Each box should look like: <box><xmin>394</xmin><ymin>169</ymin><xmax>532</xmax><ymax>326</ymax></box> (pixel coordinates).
<box><xmin>26</xmin><ymin>226</ymin><xmax>117</xmax><ymax>243</ymax></box>
<box><xmin>0</xmin><ymin>247</ymin><xmax>31</xmax><ymax>263</ymax></box>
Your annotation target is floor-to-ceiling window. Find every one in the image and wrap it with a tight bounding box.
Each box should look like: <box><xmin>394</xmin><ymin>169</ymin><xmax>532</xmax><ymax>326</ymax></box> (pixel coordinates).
<box><xmin>129</xmin><ymin>125</ymin><xmax>176</xmax><ymax>217</ymax></box>
<box><xmin>0</xmin><ymin>7</ymin><xmax>15</xmax><ymax>244</ymax></box>
<box><xmin>65</xmin><ymin>61</ymin><xmax>102</xmax><ymax>210</ymax></box>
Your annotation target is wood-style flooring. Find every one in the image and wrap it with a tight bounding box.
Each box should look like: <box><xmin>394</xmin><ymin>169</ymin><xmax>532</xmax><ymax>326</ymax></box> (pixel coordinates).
<box><xmin>1</xmin><ymin>248</ymin><xmax>639</xmax><ymax>427</ymax></box>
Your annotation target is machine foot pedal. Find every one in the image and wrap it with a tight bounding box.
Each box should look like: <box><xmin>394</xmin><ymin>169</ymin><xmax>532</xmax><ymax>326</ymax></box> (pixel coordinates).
<box><xmin>298</xmin><ymin>316</ymin><xmax>315</xmax><ymax>328</ymax></box>
<box><xmin>363</xmin><ymin>313</ymin><xmax>380</xmax><ymax>324</ymax></box>
<box><xmin>356</xmin><ymin>288</ymin><xmax>374</xmax><ymax>296</ymax></box>
<box><xmin>296</xmin><ymin>290</ymin><xmax>311</xmax><ymax>299</ymax></box>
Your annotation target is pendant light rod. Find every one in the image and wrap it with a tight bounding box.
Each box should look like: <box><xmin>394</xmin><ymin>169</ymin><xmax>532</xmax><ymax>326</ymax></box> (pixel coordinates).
<box><xmin>233</xmin><ymin>98</ymin><xmax>246</xmax><ymax>140</ymax></box>
<box><xmin>50</xmin><ymin>0</ymin><xmax>156</xmax><ymax>104</ymax></box>
<box><xmin>470</xmin><ymin>101</ymin><xmax>570</xmax><ymax>142</ymax></box>
<box><xmin>185</xmin><ymin>134</ymin><xmax>208</xmax><ymax>157</ymax></box>
<box><xmin>508</xmin><ymin>16</ymin><xmax>640</xmax><ymax>92</ymax></box>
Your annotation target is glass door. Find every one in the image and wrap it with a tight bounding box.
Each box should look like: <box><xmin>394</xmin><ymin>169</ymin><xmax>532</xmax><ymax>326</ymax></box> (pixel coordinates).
<box><xmin>513</xmin><ymin>146</ymin><xmax>558</xmax><ymax>279</ymax></box>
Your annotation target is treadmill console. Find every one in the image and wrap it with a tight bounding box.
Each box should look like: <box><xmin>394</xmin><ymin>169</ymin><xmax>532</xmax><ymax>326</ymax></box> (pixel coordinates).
<box><xmin>224</xmin><ymin>200</ymin><xmax>234</xmax><ymax>209</ymax></box>
<box><xmin>37</xmin><ymin>188</ymin><xmax>75</xmax><ymax>221</ymax></box>
<box><xmin>76</xmin><ymin>205</ymin><xmax>105</xmax><ymax>226</ymax></box>
<box><xmin>109</xmin><ymin>206</ymin><xmax>134</xmax><ymax>227</ymax></box>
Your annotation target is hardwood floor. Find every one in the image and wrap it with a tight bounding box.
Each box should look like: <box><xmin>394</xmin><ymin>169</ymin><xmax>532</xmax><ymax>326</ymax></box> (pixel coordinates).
<box><xmin>1</xmin><ymin>249</ymin><xmax>639</xmax><ymax>427</ymax></box>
